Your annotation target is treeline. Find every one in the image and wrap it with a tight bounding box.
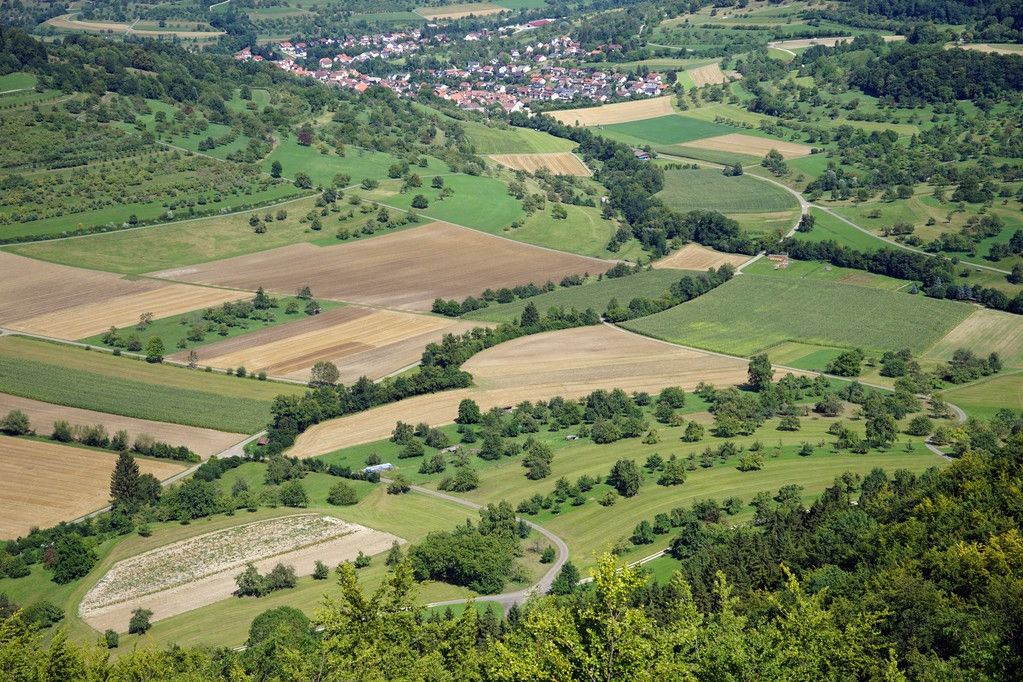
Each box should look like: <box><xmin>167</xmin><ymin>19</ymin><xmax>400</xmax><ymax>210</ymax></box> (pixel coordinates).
<box><xmin>604</xmin><ymin>264</ymin><xmax>734</xmax><ymax>322</ymax></box>
<box><xmin>780</xmin><ymin>238</ymin><xmax>1023</xmax><ymax>314</ymax></box>
<box><xmin>508</xmin><ymin>110</ymin><xmax>757</xmax><ymax>257</ymax></box>
<box><xmin>849</xmin><ymin>43</ymin><xmax>1023</xmax><ymax>103</ymax></box>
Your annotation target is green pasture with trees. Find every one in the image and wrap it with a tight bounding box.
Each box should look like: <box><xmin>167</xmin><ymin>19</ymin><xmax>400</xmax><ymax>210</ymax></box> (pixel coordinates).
<box><xmin>656</xmin><ymin>168</ymin><xmax>800</xmax><ymax>214</ymax></box>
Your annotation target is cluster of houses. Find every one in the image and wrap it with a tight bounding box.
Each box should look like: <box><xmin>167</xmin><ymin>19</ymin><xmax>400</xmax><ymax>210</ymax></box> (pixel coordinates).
<box><xmin>235</xmin><ymin>27</ymin><xmax>668</xmax><ymax>111</ymax></box>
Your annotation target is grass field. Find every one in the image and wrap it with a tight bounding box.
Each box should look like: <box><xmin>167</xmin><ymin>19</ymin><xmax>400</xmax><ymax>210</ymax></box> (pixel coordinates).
<box><xmin>739</xmin><ymin>257</ymin><xmax>908</xmax><ymax>290</ymax></box>
<box><xmin>463</xmin><ymin>120</ymin><xmax>576</xmax><ymax>154</ymax></box>
<box><xmin>597</xmin><ymin>115</ymin><xmax>735</xmax><ymax>147</ymax></box>
<box><xmin>0</xmin><ymin>336</ymin><xmax>301</xmax><ymax>432</ymax></box>
<box><xmin>922</xmin><ymin>308</ymin><xmax>1023</xmax><ymax>370</ymax></box>
<box><xmin>622</xmin><ymin>274</ymin><xmax>973</xmax><ymax>356</ymax></box>
<box><xmin>495</xmin><ymin>203</ymin><xmax>636</xmax><ymax>259</ymax></box>
<box><xmin>0</xmin><ymin>73</ymin><xmax>36</xmax><ymax>92</ymax></box>
<box><xmin>943</xmin><ymin>373</ymin><xmax>1023</xmax><ymax>420</ymax></box>
<box><xmin>381</xmin><ymin>175</ymin><xmax>523</xmax><ymax>231</ymax></box>
<box><xmin>464</xmin><ymin>269</ymin><xmax>690</xmax><ymax>323</ymax></box>
<box><xmin>793</xmin><ymin>207</ymin><xmax>886</xmax><ymax>251</ymax></box>
<box><xmin>4</xmin><ymin>195</ymin><xmax>376</xmax><ymax>275</ymax></box>
<box><xmin>262</xmin><ymin>138</ymin><xmax>446</xmax><ymax>189</ymax></box>
<box><xmin>656</xmin><ymin>168</ymin><xmax>799</xmax><ymax>214</ymax></box>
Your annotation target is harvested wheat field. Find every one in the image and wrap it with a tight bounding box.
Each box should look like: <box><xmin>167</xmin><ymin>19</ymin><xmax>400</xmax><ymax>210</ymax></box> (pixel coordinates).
<box><xmin>923</xmin><ymin>308</ymin><xmax>1023</xmax><ymax>369</ymax></box>
<box><xmin>489</xmin><ymin>152</ymin><xmax>591</xmax><ymax>176</ymax></box>
<box><xmin>416</xmin><ymin>2</ymin><xmax>503</xmax><ymax>19</ymax></box>
<box><xmin>289</xmin><ymin>324</ymin><xmax>750</xmax><ymax>458</ymax></box>
<box><xmin>653</xmin><ymin>243</ymin><xmax>751</xmax><ymax>271</ymax></box>
<box><xmin>7</xmin><ymin>284</ymin><xmax>245</xmax><ymax>340</ymax></box>
<box><xmin>0</xmin><ymin>394</ymin><xmax>244</xmax><ymax>458</ymax></box>
<box><xmin>0</xmin><ymin>435</ymin><xmax>186</xmax><ymax>538</ymax></box>
<box><xmin>81</xmin><ymin>515</ymin><xmax>400</xmax><ymax>632</ymax></box>
<box><xmin>171</xmin><ymin>306</ymin><xmax>481</xmax><ymax>383</ymax></box>
<box><xmin>151</xmin><ymin>222</ymin><xmax>605</xmax><ymax>312</ymax></box>
<box><xmin>954</xmin><ymin>43</ymin><xmax>1023</xmax><ymax>55</ymax></box>
<box><xmin>688</xmin><ymin>64</ymin><xmax>737</xmax><ymax>87</ymax></box>
<box><xmin>550</xmin><ymin>97</ymin><xmax>676</xmax><ymax>126</ymax></box>
<box><xmin>685</xmin><ymin>133</ymin><xmax>812</xmax><ymax>159</ymax></box>
<box><xmin>0</xmin><ymin>251</ymin><xmax>164</xmax><ymax>327</ymax></box>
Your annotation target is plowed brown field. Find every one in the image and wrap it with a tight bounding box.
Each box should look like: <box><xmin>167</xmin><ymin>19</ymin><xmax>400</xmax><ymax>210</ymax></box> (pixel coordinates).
<box><xmin>550</xmin><ymin>97</ymin><xmax>675</xmax><ymax>126</ymax></box>
<box><xmin>0</xmin><ymin>435</ymin><xmax>186</xmax><ymax>538</ymax></box>
<box><xmin>489</xmin><ymin>152</ymin><xmax>591</xmax><ymax>176</ymax></box>
<box><xmin>0</xmin><ymin>252</ymin><xmax>163</xmax><ymax>327</ymax></box>
<box><xmin>0</xmin><ymin>394</ymin><xmax>245</xmax><ymax>458</ymax></box>
<box><xmin>652</xmin><ymin>243</ymin><xmax>751</xmax><ymax>271</ymax></box>
<box><xmin>7</xmin><ymin>284</ymin><xmax>245</xmax><ymax>340</ymax></box>
<box><xmin>685</xmin><ymin>133</ymin><xmax>812</xmax><ymax>159</ymax></box>
<box><xmin>170</xmin><ymin>306</ymin><xmax>481</xmax><ymax>382</ymax></box>
<box><xmin>150</xmin><ymin>222</ymin><xmax>605</xmax><ymax>311</ymax></box>
<box><xmin>288</xmin><ymin>325</ymin><xmax>749</xmax><ymax>458</ymax></box>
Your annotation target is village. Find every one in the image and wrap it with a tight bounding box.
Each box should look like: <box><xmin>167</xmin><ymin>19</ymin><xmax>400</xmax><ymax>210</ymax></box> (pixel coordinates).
<box><xmin>234</xmin><ymin>21</ymin><xmax>670</xmax><ymax>112</ymax></box>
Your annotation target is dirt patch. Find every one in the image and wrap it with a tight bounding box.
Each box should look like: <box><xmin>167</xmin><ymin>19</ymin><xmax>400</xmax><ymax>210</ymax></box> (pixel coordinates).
<box><xmin>172</xmin><ymin>306</ymin><xmax>481</xmax><ymax>382</ymax></box>
<box><xmin>953</xmin><ymin>43</ymin><xmax>1023</xmax><ymax>55</ymax></box>
<box><xmin>288</xmin><ymin>325</ymin><xmax>750</xmax><ymax>458</ymax></box>
<box><xmin>652</xmin><ymin>243</ymin><xmax>750</xmax><ymax>271</ymax></box>
<box><xmin>7</xmin><ymin>284</ymin><xmax>246</xmax><ymax>340</ymax></box>
<box><xmin>684</xmin><ymin>133</ymin><xmax>812</xmax><ymax>159</ymax></box>
<box><xmin>549</xmin><ymin>97</ymin><xmax>676</xmax><ymax>126</ymax></box>
<box><xmin>0</xmin><ymin>394</ymin><xmax>244</xmax><ymax>458</ymax></box>
<box><xmin>489</xmin><ymin>152</ymin><xmax>590</xmax><ymax>176</ymax></box>
<box><xmin>416</xmin><ymin>2</ymin><xmax>504</xmax><ymax>19</ymax></box>
<box><xmin>81</xmin><ymin>515</ymin><xmax>400</xmax><ymax>632</ymax></box>
<box><xmin>150</xmin><ymin>222</ymin><xmax>606</xmax><ymax>312</ymax></box>
<box><xmin>0</xmin><ymin>435</ymin><xmax>186</xmax><ymax>539</ymax></box>
<box><xmin>688</xmin><ymin>64</ymin><xmax>736</xmax><ymax>87</ymax></box>
<box><xmin>0</xmin><ymin>252</ymin><xmax>164</xmax><ymax>327</ymax></box>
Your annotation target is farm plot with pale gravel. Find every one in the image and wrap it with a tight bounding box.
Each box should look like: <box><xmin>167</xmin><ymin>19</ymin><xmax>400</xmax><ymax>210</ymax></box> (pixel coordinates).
<box><xmin>81</xmin><ymin>514</ymin><xmax>400</xmax><ymax>632</ymax></box>
<box><xmin>652</xmin><ymin>243</ymin><xmax>751</xmax><ymax>271</ymax></box>
<box><xmin>0</xmin><ymin>251</ymin><xmax>163</xmax><ymax>327</ymax></box>
<box><xmin>0</xmin><ymin>435</ymin><xmax>186</xmax><ymax>539</ymax></box>
<box><xmin>151</xmin><ymin>222</ymin><xmax>606</xmax><ymax>312</ymax></box>
<box><xmin>174</xmin><ymin>306</ymin><xmax>481</xmax><ymax>382</ymax></box>
<box><xmin>684</xmin><ymin>133</ymin><xmax>812</xmax><ymax>159</ymax></box>
<box><xmin>0</xmin><ymin>393</ymin><xmax>245</xmax><ymax>458</ymax></box>
<box><xmin>288</xmin><ymin>324</ymin><xmax>749</xmax><ymax>458</ymax></box>
<box><xmin>489</xmin><ymin>152</ymin><xmax>591</xmax><ymax>176</ymax></box>
<box><xmin>6</xmin><ymin>284</ymin><xmax>245</xmax><ymax>340</ymax></box>
<box><xmin>549</xmin><ymin>97</ymin><xmax>676</xmax><ymax>126</ymax></box>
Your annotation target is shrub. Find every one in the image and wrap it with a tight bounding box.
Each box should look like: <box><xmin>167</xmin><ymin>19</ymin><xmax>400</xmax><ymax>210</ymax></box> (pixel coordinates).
<box><xmin>327</xmin><ymin>481</ymin><xmax>358</xmax><ymax>505</ymax></box>
<box><xmin>104</xmin><ymin>629</ymin><xmax>119</xmax><ymax>649</ymax></box>
<box><xmin>128</xmin><ymin>608</ymin><xmax>153</xmax><ymax>634</ymax></box>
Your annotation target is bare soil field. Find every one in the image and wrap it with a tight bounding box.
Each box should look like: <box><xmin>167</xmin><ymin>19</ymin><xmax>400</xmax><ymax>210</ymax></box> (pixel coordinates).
<box><xmin>953</xmin><ymin>43</ymin><xmax>1023</xmax><ymax>55</ymax></box>
<box><xmin>288</xmin><ymin>325</ymin><xmax>749</xmax><ymax>458</ymax></box>
<box><xmin>0</xmin><ymin>252</ymin><xmax>163</xmax><ymax>327</ymax></box>
<box><xmin>0</xmin><ymin>435</ymin><xmax>186</xmax><ymax>538</ymax></box>
<box><xmin>150</xmin><ymin>222</ymin><xmax>606</xmax><ymax>312</ymax></box>
<box><xmin>489</xmin><ymin>152</ymin><xmax>591</xmax><ymax>176</ymax></box>
<box><xmin>81</xmin><ymin>515</ymin><xmax>400</xmax><ymax>632</ymax></box>
<box><xmin>652</xmin><ymin>243</ymin><xmax>750</xmax><ymax>271</ymax></box>
<box><xmin>685</xmin><ymin>133</ymin><xmax>812</xmax><ymax>159</ymax></box>
<box><xmin>688</xmin><ymin>64</ymin><xmax>736</xmax><ymax>87</ymax></box>
<box><xmin>549</xmin><ymin>97</ymin><xmax>676</xmax><ymax>126</ymax></box>
<box><xmin>171</xmin><ymin>306</ymin><xmax>480</xmax><ymax>382</ymax></box>
<box><xmin>923</xmin><ymin>308</ymin><xmax>1023</xmax><ymax>369</ymax></box>
<box><xmin>7</xmin><ymin>284</ymin><xmax>245</xmax><ymax>340</ymax></box>
<box><xmin>416</xmin><ymin>2</ymin><xmax>504</xmax><ymax>19</ymax></box>
<box><xmin>0</xmin><ymin>394</ymin><xmax>244</xmax><ymax>458</ymax></box>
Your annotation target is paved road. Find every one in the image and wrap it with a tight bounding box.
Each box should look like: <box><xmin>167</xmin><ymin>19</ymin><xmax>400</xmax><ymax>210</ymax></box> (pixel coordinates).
<box><xmin>380</xmin><ymin>480</ymin><xmax>569</xmax><ymax>609</ymax></box>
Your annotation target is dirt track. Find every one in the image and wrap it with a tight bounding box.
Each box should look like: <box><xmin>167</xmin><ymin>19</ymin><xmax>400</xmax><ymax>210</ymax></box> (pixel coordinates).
<box><xmin>150</xmin><ymin>222</ymin><xmax>606</xmax><ymax>312</ymax></box>
<box><xmin>0</xmin><ymin>393</ymin><xmax>245</xmax><ymax>458</ymax></box>
<box><xmin>288</xmin><ymin>325</ymin><xmax>748</xmax><ymax>458</ymax></box>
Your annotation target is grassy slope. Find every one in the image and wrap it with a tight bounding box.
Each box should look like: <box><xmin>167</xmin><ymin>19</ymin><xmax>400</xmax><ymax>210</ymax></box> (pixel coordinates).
<box><xmin>943</xmin><ymin>373</ymin><xmax>1023</xmax><ymax>420</ymax></box>
<box><xmin>463</xmin><ymin>120</ymin><xmax>576</xmax><ymax>154</ymax></box>
<box><xmin>381</xmin><ymin>174</ymin><xmax>523</xmax><ymax>231</ymax></box>
<box><xmin>497</xmin><ymin>203</ymin><xmax>638</xmax><ymax>260</ymax></box>
<box><xmin>622</xmin><ymin>275</ymin><xmax>973</xmax><ymax>356</ymax></box>
<box><xmin>656</xmin><ymin>168</ymin><xmax>799</xmax><ymax>214</ymax></box>
<box><xmin>464</xmin><ymin>269</ymin><xmax>692</xmax><ymax>324</ymax></box>
<box><xmin>596</xmin><ymin>115</ymin><xmax>737</xmax><ymax>146</ymax></box>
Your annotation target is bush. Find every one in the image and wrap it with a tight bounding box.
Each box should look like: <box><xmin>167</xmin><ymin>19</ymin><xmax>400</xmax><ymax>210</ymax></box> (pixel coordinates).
<box><xmin>128</xmin><ymin>608</ymin><xmax>153</xmax><ymax>634</ymax></box>
<box><xmin>313</xmin><ymin>560</ymin><xmax>329</xmax><ymax>580</ymax></box>
<box><xmin>104</xmin><ymin>629</ymin><xmax>119</xmax><ymax>648</ymax></box>
<box><xmin>327</xmin><ymin>481</ymin><xmax>358</xmax><ymax>505</ymax></box>
<box><xmin>354</xmin><ymin>551</ymin><xmax>371</xmax><ymax>568</ymax></box>
<box><xmin>0</xmin><ymin>409</ymin><xmax>31</xmax><ymax>435</ymax></box>
<box><xmin>278</xmin><ymin>480</ymin><xmax>308</xmax><ymax>507</ymax></box>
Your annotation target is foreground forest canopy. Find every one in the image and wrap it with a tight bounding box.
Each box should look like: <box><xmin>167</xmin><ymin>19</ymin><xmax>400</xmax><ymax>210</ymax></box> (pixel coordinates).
<box><xmin>1</xmin><ymin>0</ymin><xmax>1022</xmax><ymax>679</ymax></box>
